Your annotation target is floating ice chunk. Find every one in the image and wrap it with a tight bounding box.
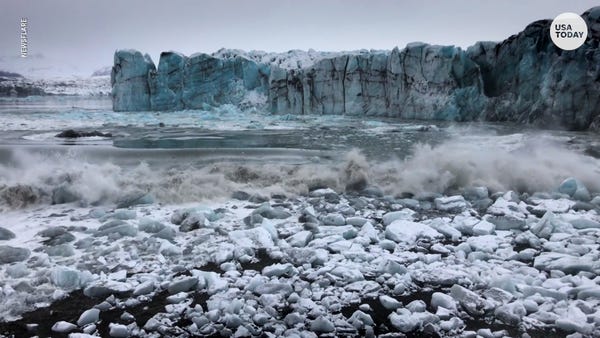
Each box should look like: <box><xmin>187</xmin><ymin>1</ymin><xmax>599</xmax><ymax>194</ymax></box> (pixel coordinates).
<box><xmin>382</xmin><ymin>209</ymin><xmax>416</xmax><ymax>225</ymax></box>
<box><xmin>110</xmin><ymin>209</ymin><xmax>137</xmax><ymax>220</ymax></box>
<box><xmin>138</xmin><ymin>218</ymin><xmax>166</xmax><ymax>233</ymax></box>
<box><xmin>95</xmin><ymin>222</ymin><xmax>137</xmax><ymax>238</ymax></box>
<box><xmin>0</xmin><ymin>227</ymin><xmax>16</xmax><ymax>240</ymax></box>
<box><xmin>52</xmin><ymin>321</ymin><xmax>77</xmax><ymax>333</ymax></box>
<box><xmin>379</xmin><ymin>295</ymin><xmax>402</xmax><ymax>310</ymax></box>
<box><xmin>77</xmin><ymin>308</ymin><xmax>100</xmax><ymax>326</ymax></box>
<box><xmin>385</xmin><ymin>220</ymin><xmax>442</xmax><ymax>244</ymax></box>
<box><xmin>310</xmin><ymin>316</ymin><xmax>335</xmax><ymax>333</ymax></box>
<box><xmin>108</xmin><ymin>323</ymin><xmax>129</xmax><ymax>337</ymax></box>
<box><xmin>160</xmin><ymin>241</ymin><xmax>183</xmax><ymax>256</ymax></box>
<box><xmin>154</xmin><ymin>227</ymin><xmax>176</xmax><ymax>241</ymax></box>
<box><xmin>45</xmin><ymin>244</ymin><xmax>75</xmax><ymax>257</ymax></box>
<box><xmin>434</xmin><ymin>195</ymin><xmax>468</xmax><ymax>212</ymax></box>
<box><xmin>167</xmin><ymin>276</ymin><xmax>198</xmax><ymax>294</ymax></box>
<box><xmin>6</xmin><ymin>262</ymin><xmax>28</xmax><ymax>278</ymax></box>
<box><xmin>431</xmin><ymin>292</ymin><xmax>456</xmax><ymax>311</ymax></box>
<box><xmin>253</xmin><ymin>203</ymin><xmax>291</xmax><ymax>219</ymax></box>
<box><xmin>0</xmin><ymin>245</ymin><xmax>30</xmax><ymax>264</ymax></box>
<box><xmin>116</xmin><ymin>191</ymin><xmax>154</xmax><ymax>208</ymax></box>
<box><xmin>180</xmin><ymin>212</ymin><xmax>206</xmax><ymax>232</ymax></box>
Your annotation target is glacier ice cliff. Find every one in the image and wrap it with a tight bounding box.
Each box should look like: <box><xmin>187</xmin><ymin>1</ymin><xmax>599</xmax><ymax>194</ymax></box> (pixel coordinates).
<box><xmin>112</xmin><ymin>7</ymin><xmax>600</xmax><ymax>130</ymax></box>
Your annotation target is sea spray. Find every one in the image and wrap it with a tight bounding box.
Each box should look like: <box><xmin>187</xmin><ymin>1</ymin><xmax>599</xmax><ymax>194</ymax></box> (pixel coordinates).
<box><xmin>1</xmin><ymin>133</ymin><xmax>599</xmax><ymax>210</ymax></box>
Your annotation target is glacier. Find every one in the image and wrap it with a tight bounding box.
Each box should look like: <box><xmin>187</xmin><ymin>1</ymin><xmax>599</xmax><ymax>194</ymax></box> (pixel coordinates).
<box><xmin>111</xmin><ymin>7</ymin><xmax>600</xmax><ymax>130</ymax></box>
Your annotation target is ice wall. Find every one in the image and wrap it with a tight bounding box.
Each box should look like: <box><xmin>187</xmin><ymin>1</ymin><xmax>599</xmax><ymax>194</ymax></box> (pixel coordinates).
<box><xmin>111</xmin><ymin>7</ymin><xmax>600</xmax><ymax>130</ymax></box>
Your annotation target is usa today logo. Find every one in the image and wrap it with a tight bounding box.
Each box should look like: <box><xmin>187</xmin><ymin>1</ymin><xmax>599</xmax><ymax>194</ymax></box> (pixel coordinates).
<box><xmin>550</xmin><ymin>12</ymin><xmax>588</xmax><ymax>50</ymax></box>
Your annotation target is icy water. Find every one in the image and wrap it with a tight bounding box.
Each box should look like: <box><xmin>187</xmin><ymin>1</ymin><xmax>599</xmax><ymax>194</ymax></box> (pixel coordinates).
<box><xmin>1</xmin><ymin>96</ymin><xmax>599</xmax><ymax>206</ymax></box>
<box><xmin>1</xmin><ymin>97</ymin><xmax>600</xmax><ymax>337</ymax></box>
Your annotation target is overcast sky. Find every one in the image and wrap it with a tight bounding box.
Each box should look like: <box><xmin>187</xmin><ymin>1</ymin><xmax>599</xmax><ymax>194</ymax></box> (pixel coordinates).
<box><xmin>0</xmin><ymin>0</ymin><xmax>598</xmax><ymax>77</ymax></box>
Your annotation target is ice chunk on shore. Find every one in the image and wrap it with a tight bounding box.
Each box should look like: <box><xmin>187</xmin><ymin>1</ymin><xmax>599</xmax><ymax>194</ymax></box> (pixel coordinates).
<box><xmin>51</xmin><ymin>321</ymin><xmax>77</xmax><ymax>333</ymax></box>
<box><xmin>133</xmin><ymin>280</ymin><xmax>155</xmax><ymax>296</ymax></box>
<box><xmin>431</xmin><ymin>292</ymin><xmax>456</xmax><ymax>311</ymax></box>
<box><xmin>450</xmin><ymin>284</ymin><xmax>486</xmax><ymax>316</ymax></box>
<box><xmin>229</xmin><ymin>227</ymin><xmax>274</xmax><ymax>248</ymax></box>
<box><xmin>534</xmin><ymin>252</ymin><xmax>595</xmax><ymax>274</ymax></box>
<box><xmin>310</xmin><ymin>316</ymin><xmax>335</xmax><ymax>333</ymax></box>
<box><xmin>51</xmin><ymin>267</ymin><xmax>92</xmax><ymax>289</ymax></box>
<box><xmin>385</xmin><ymin>220</ymin><xmax>442</xmax><ymax>244</ymax></box>
<box><xmin>435</xmin><ymin>195</ymin><xmax>468</xmax><ymax>212</ymax></box>
<box><xmin>382</xmin><ymin>209</ymin><xmax>415</xmax><ymax>225</ymax></box>
<box><xmin>77</xmin><ymin>308</ymin><xmax>100</xmax><ymax>326</ymax></box>
<box><xmin>558</xmin><ymin>177</ymin><xmax>591</xmax><ymax>201</ymax></box>
<box><xmin>0</xmin><ymin>245</ymin><xmax>30</xmax><ymax>264</ymax></box>
<box><xmin>167</xmin><ymin>276</ymin><xmax>198</xmax><ymax>294</ymax></box>
<box><xmin>379</xmin><ymin>295</ymin><xmax>402</xmax><ymax>310</ymax></box>
<box><xmin>286</xmin><ymin>230</ymin><xmax>312</xmax><ymax>247</ymax></box>
<box><xmin>108</xmin><ymin>323</ymin><xmax>129</xmax><ymax>337</ymax></box>
<box><xmin>0</xmin><ymin>227</ymin><xmax>16</xmax><ymax>240</ymax></box>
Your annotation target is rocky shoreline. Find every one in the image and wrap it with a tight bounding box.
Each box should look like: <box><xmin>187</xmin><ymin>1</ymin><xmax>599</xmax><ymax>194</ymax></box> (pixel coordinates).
<box><xmin>0</xmin><ymin>176</ymin><xmax>599</xmax><ymax>337</ymax></box>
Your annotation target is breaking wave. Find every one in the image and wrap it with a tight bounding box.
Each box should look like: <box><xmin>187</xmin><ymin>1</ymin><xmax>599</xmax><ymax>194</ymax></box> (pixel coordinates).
<box><xmin>1</xmin><ymin>132</ymin><xmax>599</xmax><ymax>210</ymax></box>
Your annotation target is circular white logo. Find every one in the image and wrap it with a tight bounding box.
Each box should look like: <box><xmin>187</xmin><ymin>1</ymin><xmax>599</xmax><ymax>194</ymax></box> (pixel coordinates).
<box><xmin>550</xmin><ymin>12</ymin><xmax>588</xmax><ymax>50</ymax></box>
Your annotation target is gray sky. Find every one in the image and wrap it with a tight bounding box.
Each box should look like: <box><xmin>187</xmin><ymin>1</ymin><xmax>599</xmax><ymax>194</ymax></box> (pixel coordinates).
<box><xmin>1</xmin><ymin>0</ymin><xmax>598</xmax><ymax>77</ymax></box>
